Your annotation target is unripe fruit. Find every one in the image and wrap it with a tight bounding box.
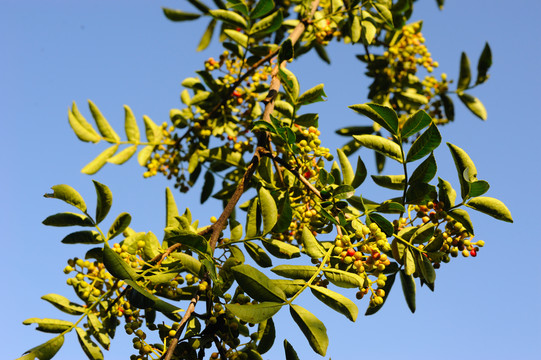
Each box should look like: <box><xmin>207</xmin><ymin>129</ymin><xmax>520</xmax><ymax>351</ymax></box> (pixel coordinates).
<box><xmin>462</xmin><ymin>249</ymin><xmax>470</xmax><ymax>257</ymax></box>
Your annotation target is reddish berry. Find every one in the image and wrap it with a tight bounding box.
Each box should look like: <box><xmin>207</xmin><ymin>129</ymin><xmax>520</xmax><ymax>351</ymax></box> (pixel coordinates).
<box><xmin>303</xmin><ymin>171</ymin><xmax>311</xmax><ymax>179</ymax></box>
<box><xmin>470</xmin><ymin>249</ymin><xmax>477</xmax><ymax>257</ymax></box>
<box><xmin>346</xmin><ymin>248</ymin><xmax>355</xmax><ymax>257</ymax></box>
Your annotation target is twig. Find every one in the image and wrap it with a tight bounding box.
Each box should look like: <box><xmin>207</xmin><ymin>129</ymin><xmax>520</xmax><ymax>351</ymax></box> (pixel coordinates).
<box><xmin>163</xmin><ymin>292</ymin><xmax>200</xmax><ymax>360</ymax></box>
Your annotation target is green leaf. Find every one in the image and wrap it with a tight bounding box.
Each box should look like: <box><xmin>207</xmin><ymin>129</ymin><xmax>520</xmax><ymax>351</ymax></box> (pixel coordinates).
<box><xmin>457</xmin><ymin>52</ymin><xmax>471</xmax><ymax>91</ymax></box>
<box><xmin>349</xmin><ymin>103</ymin><xmax>398</xmax><ymax>135</ymax></box>
<box><xmin>231</xmin><ymin>264</ymin><xmax>286</xmax><ymax>302</ymax></box>
<box><xmin>409</xmin><ymin>153</ymin><xmax>437</xmax><ymax>184</ymax></box>
<box><xmin>399</xmin><ymin>269</ymin><xmax>416</xmax><ymax>313</ymax></box>
<box><xmin>406</xmin><ymin>123</ymin><xmax>441</xmax><ymax>162</ymax></box>
<box><xmin>476</xmin><ymin>42</ymin><xmax>492</xmax><ymax>84</ymax></box>
<box><xmin>23</xmin><ymin>318</ymin><xmax>73</xmax><ymax>334</ymax></box>
<box><xmin>353</xmin><ymin>134</ymin><xmax>403</xmax><ymax>163</ymax></box>
<box><xmin>103</xmin><ymin>243</ymin><xmax>139</xmax><ymax>280</ymax></box>
<box><xmin>278</xmin><ymin>38</ymin><xmax>293</xmax><ymax>63</ymax></box>
<box><xmin>165</xmin><ymin>187</ymin><xmax>180</xmax><ymax>228</ymax></box>
<box><xmin>368</xmin><ymin>213</ymin><xmax>394</xmax><ymax>237</ymax></box>
<box><xmin>365</xmin><ymin>272</ymin><xmax>397</xmax><ymax>315</ymax></box>
<box><xmin>404</xmin><ymin>247</ymin><xmax>415</xmax><ymax>275</ymax></box>
<box><xmin>18</xmin><ymin>335</ymin><xmax>64</xmax><ymax>360</ymax></box>
<box><xmin>447</xmin><ymin>142</ymin><xmax>478</xmax><ymax>199</ymax></box>
<box><xmin>137</xmin><ymin>145</ymin><xmax>154</xmax><ymax>166</ymax></box>
<box><xmin>401</xmin><ymin>110</ymin><xmax>432</xmax><ymax>138</ymax></box>
<box><xmin>283</xmin><ymin>339</ymin><xmax>300</xmax><ymax>360</ymax></box>
<box><xmin>197</xmin><ymin>19</ymin><xmax>216</xmax><ymax>51</ymax></box>
<box><xmin>361</xmin><ymin>18</ymin><xmax>377</xmax><ymax>45</ymax></box>
<box><xmin>371</xmin><ymin>174</ymin><xmax>405</xmax><ymax>190</ymax></box>
<box><xmin>410</xmin><ymin>222</ymin><xmax>435</xmax><ymax>244</ymax></box>
<box><xmin>373</xmin><ymin>2</ymin><xmax>393</xmax><ymax>26</ymax></box>
<box><xmin>226</xmin><ymin>302</ymin><xmax>283</xmax><ymax>323</ymax></box>
<box><xmin>406</xmin><ymin>183</ymin><xmax>437</xmax><ymax>204</ymax></box>
<box><xmin>333</xmin><ymin>184</ymin><xmax>355</xmax><ymax>199</ymax></box>
<box><xmin>107</xmin><ymin>212</ymin><xmax>131</xmax><ymax>240</ymax></box>
<box><xmin>323</xmin><ymin>268</ymin><xmax>364</xmax><ymax>288</ymax></box>
<box><xmin>81</xmin><ymin>144</ymin><xmax>118</xmax><ymax>175</ymax></box>
<box><xmin>448</xmin><ymin>208</ymin><xmax>474</xmax><ymax>234</ymax></box>
<box><xmin>297</xmin><ymin>84</ymin><xmax>326</xmax><ymax>106</ymax></box>
<box><xmin>69</xmin><ymin>102</ymin><xmax>101</xmax><ymax>142</ymax></box>
<box><xmin>93</xmin><ymin>180</ymin><xmax>112</xmax><ymax>225</ymax></box>
<box><xmin>271</xmin><ymin>265</ymin><xmax>317</xmax><ymax>280</ymax></box>
<box><xmin>143</xmin><ymin>115</ymin><xmax>161</xmax><ymax>143</ymax></box>
<box><xmin>351</xmin><ymin>15</ymin><xmax>361</xmax><ymax>43</ymax></box>
<box><xmin>107</xmin><ymin>145</ymin><xmax>137</xmax><ymax>165</ymax></box>
<box><xmin>251</xmin><ymin>0</ymin><xmax>274</xmax><ymax>18</ymax></box>
<box><xmin>424</xmin><ymin>233</ymin><xmax>444</xmax><ymax>252</ymax></box>
<box><xmin>224</xmin><ymin>29</ymin><xmax>248</xmax><ymax>48</ymax></box>
<box><xmin>466</xmin><ymin>197</ymin><xmax>513</xmax><ymax>223</ymax></box>
<box><xmin>61</xmin><ymin>230</ymin><xmax>104</xmax><ymax>244</ymax></box>
<box><xmin>271</xmin><ymin>279</ymin><xmax>306</xmax><ymax>298</ymax></box>
<box><xmin>301</xmin><ymin>226</ymin><xmax>325</xmax><ymax>259</ymax></box>
<box><xmin>337</xmin><ymin>148</ymin><xmax>354</xmax><ymax>185</ymax></box>
<box><xmin>164</xmin><ymin>228</ymin><xmax>211</xmax><ymax>255</ymax></box>
<box><xmin>259</xmin><ymin>187</ymin><xmax>278</xmax><ymax>235</ymax></box>
<box><xmin>257</xmin><ymin>318</ymin><xmax>276</xmax><ymax>354</ymax></box>
<box><xmin>419</xmin><ymin>254</ymin><xmax>436</xmax><ymax>284</ymax></box>
<box><xmin>125</xmin><ymin>279</ymin><xmax>181</xmax><ymax>318</ymax></box>
<box><xmin>437</xmin><ymin>177</ymin><xmax>456</xmax><ymax>209</ymax></box>
<box><xmin>200</xmin><ymin>171</ymin><xmax>215</xmax><ymax>204</ymax></box>
<box><xmin>162</xmin><ymin>8</ymin><xmax>201</xmax><ymax>21</ymax></box>
<box><xmin>44</xmin><ymin>184</ymin><xmax>87</xmax><ymax>212</ymax></box>
<box><xmin>309</xmin><ymin>285</ymin><xmax>358</xmax><ymax>321</ymax></box>
<box><xmin>210</xmin><ymin>9</ymin><xmax>247</xmax><ymax>29</ymax></box>
<box><xmin>335</xmin><ymin>126</ymin><xmax>373</xmax><ymax>137</ymax></box>
<box><xmin>289</xmin><ymin>304</ymin><xmax>328</xmax><ymax>356</ymax></box>
<box><xmin>76</xmin><ymin>327</ymin><xmax>103</xmax><ymax>360</ymax></box>
<box><xmin>273</xmin><ymin>193</ymin><xmax>292</xmax><ymax>233</ymax></box>
<box><xmin>468</xmin><ymin>180</ymin><xmax>490</xmax><ymax>197</ymax></box>
<box><xmin>458</xmin><ymin>93</ymin><xmax>487</xmax><ymax>120</ymax></box>
<box><xmin>250</xmin><ymin>9</ymin><xmax>283</xmax><ymax>36</ymax></box>
<box><xmin>87</xmin><ymin>314</ymin><xmax>110</xmax><ymax>350</ymax></box>
<box><xmin>278</xmin><ymin>67</ymin><xmax>300</xmax><ymax>101</ymax></box>
<box><xmin>244</xmin><ymin>241</ymin><xmax>273</xmax><ymax>268</ymax></box>
<box><xmin>350</xmin><ymin>156</ymin><xmax>367</xmax><ymax>188</ymax></box>
<box><xmin>295</xmin><ymin>113</ymin><xmax>319</xmax><ymax>127</ymax></box>
<box><xmin>245</xmin><ymin>199</ymin><xmax>260</xmax><ymax>238</ymax></box>
<box><xmin>123</xmin><ymin>105</ymin><xmax>140</xmax><ymax>142</ymax></box>
<box><xmin>41</xmin><ymin>294</ymin><xmax>85</xmax><ymax>315</ymax></box>
<box><xmin>43</xmin><ymin>212</ymin><xmax>93</xmax><ymax>227</ymax></box>
<box><xmin>88</xmin><ymin>100</ymin><xmax>119</xmax><ymax>142</ymax></box>
<box><xmin>262</xmin><ymin>239</ymin><xmax>300</xmax><ymax>259</ymax></box>
<box><xmin>441</xmin><ymin>93</ymin><xmax>455</xmax><ymax>121</ymax></box>
<box><xmin>68</xmin><ymin>109</ymin><xmax>100</xmax><ymax>143</ymax></box>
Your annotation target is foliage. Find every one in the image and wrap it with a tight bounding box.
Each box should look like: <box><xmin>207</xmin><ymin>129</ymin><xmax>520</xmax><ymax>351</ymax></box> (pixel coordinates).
<box><xmin>20</xmin><ymin>0</ymin><xmax>511</xmax><ymax>359</ymax></box>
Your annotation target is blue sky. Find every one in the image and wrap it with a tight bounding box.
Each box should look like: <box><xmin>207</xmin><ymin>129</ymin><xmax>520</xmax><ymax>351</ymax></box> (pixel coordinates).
<box><xmin>2</xmin><ymin>1</ymin><xmax>541</xmax><ymax>359</ymax></box>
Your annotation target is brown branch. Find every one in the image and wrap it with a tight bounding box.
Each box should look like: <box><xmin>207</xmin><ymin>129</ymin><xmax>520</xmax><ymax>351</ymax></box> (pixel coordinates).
<box><xmin>161</xmin><ymin>1</ymin><xmax>321</xmax><ymax>358</ymax></box>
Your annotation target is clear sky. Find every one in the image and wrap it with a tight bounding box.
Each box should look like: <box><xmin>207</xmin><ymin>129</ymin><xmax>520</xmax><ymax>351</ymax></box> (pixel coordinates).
<box><xmin>2</xmin><ymin>1</ymin><xmax>541</xmax><ymax>359</ymax></box>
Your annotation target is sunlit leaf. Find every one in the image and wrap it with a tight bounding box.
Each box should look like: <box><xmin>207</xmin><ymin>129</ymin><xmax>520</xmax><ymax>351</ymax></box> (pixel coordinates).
<box><xmin>259</xmin><ymin>187</ymin><xmax>278</xmax><ymax>235</ymax></box>
<box><xmin>226</xmin><ymin>302</ymin><xmax>283</xmax><ymax>323</ymax></box>
<box><xmin>447</xmin><ymin>142</ymin><xmax>478</xmax><ymax>199</ymax></box>
<box><xmin>401</xmin><ymin>110</ymin><xmax>432</xmax><ymax>138</ymax></box>
<box><xmin>353</xmin><ymin>134</ymin><xmax>403</xmax><ymax>163</ymax></box>
<box><xmin>244</xmin><ymin>241</ymin><xmax>273</xmax><ymax>268</ymax></box>
<box><xmin>123</xmin><ymin>105</ymin><xmax>140</xmax><ymax>142</ymax></box>
<box><xmin>289</xmin><ymin>304</ymin><xmax>328</xmax><ymax>356</ymax></box>
<box><xmin>41</xmin><ymin>294</ymin><xmax>85</xmax><ymax>315</ymax></box>
<box><xmin>349</xmin><ymin>103</ymin><xmax>398</xmax><ymax>135</ymax></box>
<box><xmin>231</xmin><ymin>264</ymin><xmax>286</xmax><ymax>302</ymax></box>
<box><xmin>42</xmin><ymin>212</ymin><xmax>93</xmax><ymax>227</ymax></box>
<box><xmin>406</xmin><ymin>123</ymin><xmax>441</xmax><ymax>162</ymax></box>
<box><xmin>458</xmin><ymin>93</ymin><xmax>487</xmax><ymax>120</ymax></box>
<box><xmin>197</xmin><ymin>18</ymin><xmax>216</xmax><ymax>51</ymax></box>
<box><xmin>309</xmin><ymin>285</ymin><xmax>358</xmax><ymax>321</ymax></box>
<box><xmin>409</xmin><ymin>153</ymin><xmax>437</xmax><ymax>184</ymax></box>
<box><xmin>107</xmin><ymin>212</ymin><xmax>131</xmax><ymax>240</ymax></box>
<box><xmin>250</xmin><ymin>9</ymin><xmax>283</xmax><ymax>36</ymax></box>
<box><xmin>81</xmin><ymin>144</ymin><xmax>118</xmax><ymax>175</ymax></box>
<box><xmin>18</xmin><ymin>335</ymin><xmax>64</xmax><ymax>360</ymax></box>
<box><xmin>466</xmin><ymin>197</ymin><xmax>513</xmax><ymax>223</ymax></box>
<box><xmin>301</xmin><ymin>226</ymin><xmax>325</xmax><ymax>259</ymax></box>
<box><xmin>23</xmin><ymin>318</ymin><xmax>73</xmax><ymax>334</ymax></box>
<box><xmin>209</xmin><ymin>9</ymin><xmax>247</xmax><ymax>28</ymax></box>
<box><xmin>88</xmin><ymin>100</ymin><xmax>119</xmax><ymax>142</ymax></box>
<box><xmin>365</xmin><ymin>273</ymin><xmax>397</xmax><ymax>315</ymax></box>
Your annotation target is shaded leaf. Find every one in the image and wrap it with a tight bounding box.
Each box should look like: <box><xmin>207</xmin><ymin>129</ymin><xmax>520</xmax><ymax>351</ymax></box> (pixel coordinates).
<box><xmin>409</xmin><ymin>153</ymin><xmax>437</xmax><ymax>184</ymax></box>
<box><xmin>289</xmin><ymin>304</ymin><xmax>328</xmax><ymax>356</ymax></box>
<box><xmin>406</xmin><ymin>123</ymin><xmax>441</xmax><ymax>162</ymax></box>
<box><xmin>410</xmin><ymin>223</ymin><xmax>435</xmax><ymax>244</ymax></box>
<box><xmin>401</xmin><ymin>110</ymin><xmax>432</xmax><ymax>138</ymax></box>
<box><xmin>437</xmin><ymin>177</ymin><xmax>456</xmax><ymax>209</ymax></box>
<box><xmin>278</xmin><ymin>38</ymin><xmax>293</xmax><ymax>63</ymax></box>
<box><xmin>351</xmin><ymin>156</ymin><xmax>368</xmax><ymax>188</ymax></box>
<box><xmin>107</xmin><ymin>212</ymin><xmax>131</xmax><ymax>240</ymax></box>
<box><xmin>468</xmin><ymin>180</ymin><xmax>490</xmax><ymax>197</ymax></box>
<box><xmin>257</xmin><ymin>318</ymin><xmax>275</xmax><ymax>354</ymax></box>
<box><xmin>441</xmin><ymin>93</ymin><xmax>455</xmax><ymax>121</ymax></box>
<box><xmin>75</xmin><ymin>327</ymin><xmax>103</xmax><ymax>360</ymax></box>
<box><xmin>103</xmin><ymin>243</ymin><xmax>139</xmax><ymax>281</ymax></box>
<box><xmin>43</xmin><ymin>212</ymin><xmax>93</xmax><ymax>227</ymax></box>
<box><xmin>466</xmin><ymin>197</ymin><xmax>513</xmax><ymax>223</ymax></box>
<box><xmin>476</xmin><ymin>42</ymin><xmax>492</xmax><ymax>84</ymax></box>
<box><xmin>297</xmin><ymin>84</ymin><xmax>326</xmax><ymax>106</ymax></box>
<box><xmin>419</xmin><ymin>254</ymin><xmax>436</xmax><ymax>284</ymax></box>
<box><xmin>349</xmin><ymin>103</ymin><xmax>398</xmax><ymax>135</ymax></box>
<box><xmin>244</xmin><ymin>241</ymin><xmax>273</xmax><ymax>268</ymax></box>
<box><xmin>162</xmin><ymin>8</ymin><xmax>201</xmax><ymax>21</ymax></box>
<box><xmin>250</xmin><ymin>9</ymin><xmax>283</xmax><ymax>36</ymax></box>
<box><xmin>251</xmin><ymin>0</ymin><xmax>274</xmax><ymax>18</ymax></box>
<box><xmin>457</xmin><ymin>52</ymin><xmax>471</xmax><ymax>91</ymax></box>
<box><xmin>368</xmin><ymin>213</ymin><xmax>394</xmax><ymax>237</ymax></box>
<box><xmin>399</xmin><ymin>269</ymin><xmax>416</xmax><ymax>313</ymax></box>
<box><xmin>262</xmin><ymin>240</ymin><xmax>300</xmax><ymax>259</ymax></box>
<box><xmin>93</xmin><ymin>180</ymin><xmax>112</xmax><ymax>225</ymax></box>
<box><xmin>365</xmin><ymin>273</ymin><xmax>397</xmax><ymax>315</ymax></box>
<box><xmin>283</xmin><ymin>339</ymin><xmax>300</xmax><ymax>360</ymax></box>
<box><xmin>62</xmin><ymin>230</ymin><xmax>103</xmax><ymax>244</ymax></box>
